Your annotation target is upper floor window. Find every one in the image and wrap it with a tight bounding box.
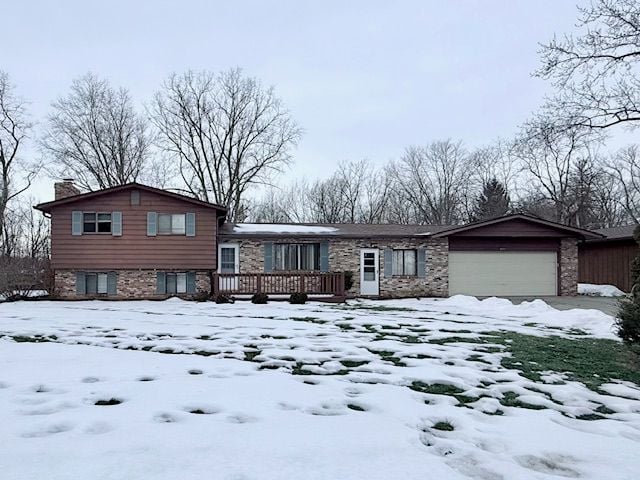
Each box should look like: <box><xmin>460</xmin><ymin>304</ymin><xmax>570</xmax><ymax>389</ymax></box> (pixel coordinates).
<box><xmin>83</xmin><ymin>212</ymin><xmax>111</xmax><ymax>233</ymax></box>
<box><xmin>158</xmin><ymin>213</ymin><xmax>186</xmax><ymax>235</ymax></box>
<box><xmin>274</xmin><ymin>243</ymin><xmax>320</xmax><ymax>271</ymax></box>
<box><xmin>392</xmin><ymin>249</ymin><xmax>417</xmax><ymax>276</ymax></box>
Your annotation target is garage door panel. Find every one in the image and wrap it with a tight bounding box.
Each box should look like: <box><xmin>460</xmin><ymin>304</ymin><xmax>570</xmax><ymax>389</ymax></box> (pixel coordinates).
<box><xmin>449</xmin><ymin>252</ymin><xmax>557</xmax><ymax>296</ymax></box>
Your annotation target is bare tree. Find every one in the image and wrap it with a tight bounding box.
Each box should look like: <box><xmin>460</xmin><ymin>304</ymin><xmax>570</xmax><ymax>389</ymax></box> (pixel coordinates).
<box><xmin>0</xmin><ymin>71</ymin><xmax>36</xmax><ymax>257</ymax></box>
<box><xmin>41</xmin><ymin>73</ymin><xmax>150</xmax><ymax>191</ymax></box>
<box><xmin>609</xmin><ymin>145</ymin><xmax>640</xmax><ymax>223</ymax></box>
<box><xmin>151</xmin><ymin>69</ymin><xmax>302</xmax><ymax>220</ymax></box>
<box><xmin>388</xmin><ymin>140</ymin><xmax>471</xmax><ymax>225</ymax></box>
<box><xmin>512</xmin><ymin>119</ymin><xmax>603</xmax><ymax>225</ymax></box>
<box><xmin>537</xmin><ymin>0</ymin><xmax>640</xmax><ymax>130</ymax></box>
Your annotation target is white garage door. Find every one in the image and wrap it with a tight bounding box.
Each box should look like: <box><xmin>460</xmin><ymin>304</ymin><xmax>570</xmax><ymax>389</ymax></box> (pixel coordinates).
<box><xmin>449</xmin><ymin>251</ymin><xmax>557</xmax><ymax>296</ymax></box>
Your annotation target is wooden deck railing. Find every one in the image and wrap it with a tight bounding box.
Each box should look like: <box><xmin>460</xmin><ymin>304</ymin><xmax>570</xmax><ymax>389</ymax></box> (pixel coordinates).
<box><xmin>212</xmin><ymin>272</ymin><xmax>345</xmax><ymax>297</ymax></box>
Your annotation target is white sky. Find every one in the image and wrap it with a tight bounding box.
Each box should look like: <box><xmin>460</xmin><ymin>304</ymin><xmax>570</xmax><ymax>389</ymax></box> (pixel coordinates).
<box><xmin>4</xmin><ymin>0</ymin><xmax>621</xmax><ymax>203</ymax></box>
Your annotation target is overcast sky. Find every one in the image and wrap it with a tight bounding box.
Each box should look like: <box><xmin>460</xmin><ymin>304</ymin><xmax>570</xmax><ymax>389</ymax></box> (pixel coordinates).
<box><xmin>4</xmin><ymin>0</ymin><xmax>594</xmax><ymax>202</ymax></box>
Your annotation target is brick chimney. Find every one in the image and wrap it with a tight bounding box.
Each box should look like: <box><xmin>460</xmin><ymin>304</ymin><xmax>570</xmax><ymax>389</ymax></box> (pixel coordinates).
<box><xmin>54</xmin><ymin>179</ymin><xmax>80</xmax><ymax>200</ymax></box>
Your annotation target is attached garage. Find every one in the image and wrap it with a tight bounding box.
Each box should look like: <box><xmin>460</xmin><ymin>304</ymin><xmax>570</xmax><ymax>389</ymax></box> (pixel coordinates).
<box><xmin>449</xmin><ymin>251</ymin><xmax>557</xmax><ymax>296</ymax></box>
<box><xmin>433</xmin><ymin>215</ymin><xmax>604</xmax><ymax>297</ymax></box>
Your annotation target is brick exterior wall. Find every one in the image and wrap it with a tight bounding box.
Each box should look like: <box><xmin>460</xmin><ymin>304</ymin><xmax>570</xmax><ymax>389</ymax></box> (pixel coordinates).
<box><xmin>226</xmin><ymin>237</ymin><xmax>449</xmax><ymax>298</ymax></box>
<box><xmin>54</xmin><ymin>270</ymin><xmax>211</xmax><ymax>299</ymax></box>
<box><xmin>559</xmin><ymin>238</ymin><xmax>579</xmax><ymax>296</ymax></box>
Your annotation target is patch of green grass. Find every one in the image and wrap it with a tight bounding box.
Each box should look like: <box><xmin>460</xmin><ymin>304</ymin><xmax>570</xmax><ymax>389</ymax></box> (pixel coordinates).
<box><xmin>347</xmin><ymin>403</ymin><xmax>366</xmax><ymax>411</ymax></box>
<box><xmin>368</xmin><ymin>349</ymin><xmax>406</xmax><ymax>366</ymax></box>
<box><xmin>466</xmin><ymin>354</ymin><xmax>492</xmax><ymax>365</ymax></box>
<box><xmin>409</xmin><ymin>381</ymin><xmax>476</xmax><ymax>404</ymax></box>
<box><xmin>595</xmin><ymin>404</ymin><xmax>616</xmax><ymax>414</ymax></box>
<box><xmin>498</xmin><ymin>333</ymin><xmax>640</xmax><ymax>391</ymax></box>
<box><xmin>340</xmin><ymin>360</ymin><xmax>369</xmax><ymax>368</ymax></box>
<box><xmin>336</xmin><ymin>323</ymin><xmax>355</xmax><ymax>331</ymax></box>
<box><xmin>244</xmin><ymin>350</ymin><xmax>261</xmax><ymax>362</ymax></box>
<box><xmin>432</xmin><ymin>421</ymin><xmax>454</xmax><ymax>431</ymax></box>
<box><xmin>94</xmin><ymin>398</ymin><xmax>122</xmax><ymax>406</ymax></box>
<box><xmin>260</xmin><ymin>334</ymin><xmax>289</xmax><ymax>340</ymax></box>
<box><xmin>290</xmin><ymin>317</ymin><xmax>327</xmax><ymax>324</ymax></box>
<box><xmin>10</xmin><ymin>334</ymin><xmax>55</xmax><ymax>343</ymax></box>
<box><xmin>499</xmin><ymin>391</ymin><xmax>546</xmax><ymax>410</ymax></box>
<box><xmin>439</xmin><ymin>329</ymin><xmax>472</xmax><ymax>334</ymax></box>
<box><xmin>575</xmin><ymin>413</ymin><xmax>606</xmax><ymax>421</ymax></box>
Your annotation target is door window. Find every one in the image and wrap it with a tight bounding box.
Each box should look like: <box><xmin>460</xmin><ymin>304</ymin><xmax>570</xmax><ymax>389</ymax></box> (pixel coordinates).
<box><xmin>363</xmin><ymin>252</ymin><xmax>376</xmax><ymax>281</ymax></box>
<box><xmin>220</xmin><ymin>247</ymin><xmax>236</xmax><ymax>273</ymax></box>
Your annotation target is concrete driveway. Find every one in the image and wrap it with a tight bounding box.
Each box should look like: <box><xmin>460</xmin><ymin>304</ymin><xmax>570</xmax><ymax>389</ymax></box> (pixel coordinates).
<box><xmin>507</xmin><ymin>296</ymin><xmax>622</xmax><ymax>316</ymax></box>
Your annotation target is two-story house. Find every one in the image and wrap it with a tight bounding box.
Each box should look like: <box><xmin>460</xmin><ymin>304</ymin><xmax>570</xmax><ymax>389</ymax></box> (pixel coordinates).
<box><xmin>36</xmin><ymin>180</ymin><xmax>604</xmax><ymax>300</ymax></box>
<box><xmin>35</xmin><ymin>181</ymin><xmax>227</xmax><ymax>298</ymax></box>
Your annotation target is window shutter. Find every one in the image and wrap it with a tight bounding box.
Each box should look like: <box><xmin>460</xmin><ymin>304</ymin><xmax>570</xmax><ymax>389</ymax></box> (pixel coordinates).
<box><xmin>107</xmin><ymin>272</ymin><xmax>118</xmax><ymax>295</ymax></box>
<box><xmin>147</xmin><ymin>212</ymin><xmax>157</xmax><ymax>236</ymax></box>
<box><xmin>417</xmin><ymin>249</ymin><xmax>427</xmax><ymax>278</ymax></box>
<box><xmin>384</xmin><ymin>248</ymin><xmax>393</xmax><ymax>278</ymax></box>
<box><xmin>111</xmin><ymin>211</ymin><xmax>122</xmax><ymax>236</ymax></box>
<box><xmin>186</xmin><ymin>271</ymin><xmax>196</xmax><ymax>294</ymax></box>
<box><xmin>320</xmin><ymin>241</ymin><xmax>329</xmax><ymax>272</ymax></box>
<box><xmin>185</xmin><ymin>212</ymin><xmax>196</xmax><ymax>237</ymax></box>
<box><xmin>76</xmin><ymin>272</ymin><xmax>86</xmax><ymax>295</ymax></box>
<box><xmin>264</xmin><ymin>242</ymin><xmax>273</xmax><ymax>272</ymax></box>
<box><xmin>72</xmin><ymin>211</ymin><xmax>83</xmax><ymax>236</ymax></box>
<box><xmin>156</xmin><ymin>272</ymin><xmax>166</xmax><ymax>294</ymax></box>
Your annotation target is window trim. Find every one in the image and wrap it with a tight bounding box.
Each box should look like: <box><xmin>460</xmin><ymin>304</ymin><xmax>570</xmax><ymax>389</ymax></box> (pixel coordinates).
<box><xmin>273</xmin><ymin>243</ymin><xmax>321</xmax><ymax>271</ymax></box>
<box><xmin>157</xmin><ymin>213</ymin><xmax>187</xmax><ymax>235</ymax></box>
<box><xmin>392</xmin><ymin>249</ymin><xmax>417</xmax><ymax>277</ymax></box>
<box><xmin>82</xmin><ymin>212</ymin><xmax>112</xmax><ymax>234</ymax></box>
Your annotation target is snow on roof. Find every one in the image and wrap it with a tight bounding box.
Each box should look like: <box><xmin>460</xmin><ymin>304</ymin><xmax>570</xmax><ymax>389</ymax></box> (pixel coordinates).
<box><xmin>232</xmin><ymin>224</ymin><xmax>339</xmax><ymax>234</ymax></box>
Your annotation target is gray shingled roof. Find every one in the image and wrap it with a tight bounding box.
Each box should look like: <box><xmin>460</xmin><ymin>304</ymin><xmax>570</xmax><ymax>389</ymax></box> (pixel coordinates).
<box><xmin>594</xmin><ymin>225</ymin><xmax>638</xmax><ymax>240</ymax></box>
<box><xmin>219</xmin><ymin>223</ymin><xmax>455</xmax><ymax>238</ymax></box>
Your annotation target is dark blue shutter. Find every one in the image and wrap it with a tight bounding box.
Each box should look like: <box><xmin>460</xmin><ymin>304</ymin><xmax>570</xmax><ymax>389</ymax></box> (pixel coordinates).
<box><xmin>186</xmin><ymin>271</ymin><xmax>196</xmax><ymax>293</ymax></box>
<box><xmin>264</xmin><ymin>242</ymin><xmax>273</xmax><ymax>272</ymax></box>
<box><xmin>111</xmin><ymin>212</ymin><xmax>122</xmax><ymax>236</ymax></box>
<box><xmin>156</xmin><ymin>272</ymin><xmax>166</xmax><ymax>294</ymax></box>
<box><xmin>384</xmin><ymin>249</ymin><xmax>393</xmax><ymax>278</ymax></box>
<box><xmin>107</xmin><ymin>272</ymin><xmax>118</xmax><ymax>295</ymax></box>
<box><xmin>417</xmin><ymin>249</ymin><xmax>427</xmax><ymax>278</ymax></box>
<box><xmin>76</xmin><ymin>272</ymin><xmax>86</xmax><ymax>294</ymax></box>
<box><xmin>72</xmin><ymin>211</ymin><xmax>83</xmax><ymax>235</ymax></box>
<box><xmin>319</xmin><ymin>242</ymin><xmax>329</xmax><ymax>272</ymax></box>
<box><xmin>147</xmin><ymin>212</ymin><xmax>157</xmax><ymax>236</ymax></box>
<box><xmin>185</xmin><ymin>212</ymin><xmax>195</xmax><ymax>237</ymax></box>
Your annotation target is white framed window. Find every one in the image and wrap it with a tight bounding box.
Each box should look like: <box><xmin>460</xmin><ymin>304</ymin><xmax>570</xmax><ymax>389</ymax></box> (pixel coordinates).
<box><xmin>158</xmin><ymin>213</ymin><xmax>186</xmax><ymax>235</ymax></box>
<box><xmin>392</xmin><ymin>249</ymin><xmax>417</xmax><ymax>276</ymax></box>
<box><xmin>273</xmin><ymin>243</ymin><xmax>320</xmax><ymax>271</ymax></box>
<box><xmin>165</xmin><ymin>272</ymin><xmax>187</xmax><ymax>294</ymax></box>
<box><xmin>83</xmin><ymin>212</ymin><xmax>112</xmax><ymax>233</ymax></box>
<box><xmin>86</xmin><ymin>273</ymin><xmax>108</xmax><ymax>294</ymax></box>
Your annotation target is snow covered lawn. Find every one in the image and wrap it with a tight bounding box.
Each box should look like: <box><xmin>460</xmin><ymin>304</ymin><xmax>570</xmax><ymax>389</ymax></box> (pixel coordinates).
<box><xmin>1</xmin><ymin>296</ymin><xmax>639</xmax><ymax>480</ymax></box>
<box><xmin>578</xmin><ymin>283</ymin><xmax>626</xmax><ymax>297</ymax></box>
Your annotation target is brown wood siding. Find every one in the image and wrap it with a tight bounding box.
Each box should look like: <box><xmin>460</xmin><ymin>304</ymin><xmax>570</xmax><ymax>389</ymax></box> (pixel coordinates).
<box><xmin>578</xmin><ymin>240</ymin><xmax>638</xmax><ymax>292</ymax></box>
<box><xmin>50</xmin><ymin>189</ymin><xmax>218</xmax><ymax>269</ymax></box>
<box><xmin>451</xmin><ymin>219</ymin><xmax>570</xmax><ymax>238</ymax></box>
<box><xmin>449</xmin><ymin>237</ymin><xmax>560</xmax><ymax>251</ymax></box>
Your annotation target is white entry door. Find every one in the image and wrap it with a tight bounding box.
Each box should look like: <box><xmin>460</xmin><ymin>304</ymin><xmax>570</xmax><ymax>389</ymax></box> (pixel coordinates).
<box><xmin>360</xmin><ymin>249</ymin><xmax>379</xmax><ymax>296</ymax></box>
<box><xmin>218</xmin><ymin>243</ymin><xmax>239</xmax><ymax>291</ymax></box>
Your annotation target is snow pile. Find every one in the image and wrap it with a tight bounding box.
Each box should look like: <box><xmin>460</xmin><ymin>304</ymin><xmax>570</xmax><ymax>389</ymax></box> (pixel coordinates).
<box><xmin>578</xmin><ymin>283</ymin><xmax>625</xmax><ymax>297</ymax></box>
<box><xmin>233</xmin><ymin>223</ymin><xmax>338</xmax><ymax>234</ymax></box>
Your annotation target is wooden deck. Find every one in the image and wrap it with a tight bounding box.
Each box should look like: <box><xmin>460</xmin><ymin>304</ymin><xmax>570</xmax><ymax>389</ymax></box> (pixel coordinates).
<box><xmin>212</xmin><ymin>272</ymin><xmax>346</xmax><ymax>299</ymax></box>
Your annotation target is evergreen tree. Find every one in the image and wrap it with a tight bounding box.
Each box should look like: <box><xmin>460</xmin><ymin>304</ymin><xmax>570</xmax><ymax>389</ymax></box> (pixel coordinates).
<box><xmin>616</xmin><ymin>225</ymin><xmax>640</xmax><ymax>346</ymax></box>
<box><xmin>473</xmin><ymin>178</ymin><xmax>510</xmax><ymax>221</ymax></box>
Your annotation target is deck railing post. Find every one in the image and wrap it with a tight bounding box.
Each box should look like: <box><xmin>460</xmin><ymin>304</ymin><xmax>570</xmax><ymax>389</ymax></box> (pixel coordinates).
<box><xmin>256</xmin><ymin>274</ymin><xmax>262</xmax><ymax>294</ymax></box>
<box><xmin>300</xmin><ymin>273</ymin><xmax>305</xmax><ymax>293</ymax></box>
<box><xmin>213</xmin><ymin>274</ymin><xmax>219</xmax><ymax>295</ymax></box>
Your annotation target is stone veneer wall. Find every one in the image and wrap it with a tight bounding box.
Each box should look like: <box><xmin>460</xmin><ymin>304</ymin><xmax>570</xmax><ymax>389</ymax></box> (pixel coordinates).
<box><xmin>559</xmin><ymin>238</ymin><xmax>578</xmax><ymax>296</ymax></box>
<box><xmin>55</xmin><ymin>270</ymin><xmax>210</xmax><ymax>299</ymax></box>
<box><xmin>228</xmin><ymin>237</ymin><xmax>449</xmax><ymax>298</ymax></box>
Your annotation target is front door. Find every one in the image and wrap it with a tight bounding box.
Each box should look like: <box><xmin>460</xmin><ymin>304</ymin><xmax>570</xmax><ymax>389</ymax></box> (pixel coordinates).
<box><xmin>218</xmin><ymin>243</ymin><xmax>239</xmax><ymax>291</ymax></box>
<box><xmin>360</xmin><ymin>248</ymin><xmax>379</xmax><ymax>296</ymax></box>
